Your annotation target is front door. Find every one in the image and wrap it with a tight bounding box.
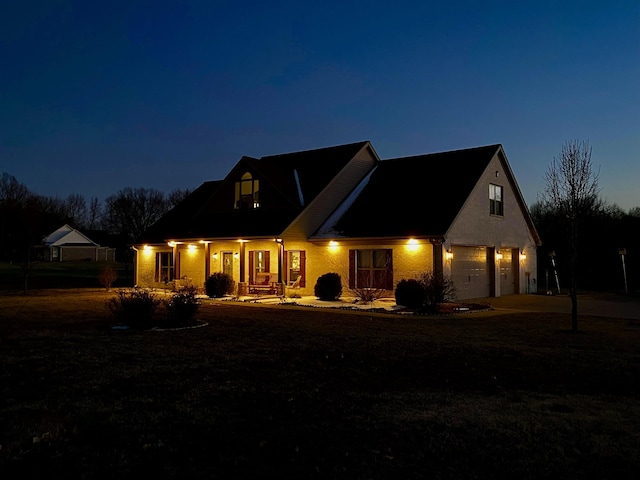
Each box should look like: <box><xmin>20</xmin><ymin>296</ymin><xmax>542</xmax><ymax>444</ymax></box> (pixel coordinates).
<box><xmin>222</xmin><ymin>252</ymin><xmax>233</xmax><ymax>278</ymax></box>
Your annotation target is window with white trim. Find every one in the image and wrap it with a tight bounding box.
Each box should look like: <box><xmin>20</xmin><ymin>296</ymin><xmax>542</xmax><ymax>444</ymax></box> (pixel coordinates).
<box><xmin>489</xmin><ymin>184</ymin><xmax>504</xmax><ymax>216</ymax></box>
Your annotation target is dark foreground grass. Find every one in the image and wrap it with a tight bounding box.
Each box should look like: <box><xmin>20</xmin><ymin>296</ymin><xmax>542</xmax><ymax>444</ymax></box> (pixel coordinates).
<box><xmin>0</xmin><ymin>262</ymin><xmax>134</xmax><ymax>290</ymax></box>
<box><xmin>1</xmin><ymin>290</ymin><xmax>640</xmax><ymax>479</ymax></box>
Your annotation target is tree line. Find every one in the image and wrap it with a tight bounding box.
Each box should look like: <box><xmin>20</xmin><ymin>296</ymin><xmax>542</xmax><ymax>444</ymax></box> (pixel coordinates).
<box><xmin>0</xmin><ymin>172</ymin><xmax>190</xmax><ymax>264</ymax></box>
<box><xmin>532</xmin><ymin>139</ymin><xmax>640</xmax><ymax>324</ymax></box>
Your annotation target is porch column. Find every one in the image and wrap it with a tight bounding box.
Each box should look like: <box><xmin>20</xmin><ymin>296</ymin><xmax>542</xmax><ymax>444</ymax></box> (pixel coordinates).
<box><xmin>276</xmin><ymin>239</ymin><xmax>284</xmax><ymax>284</ymax></box>
<box><xmin>431</xmin><ymin>238</ymin><xmax>444</xmax><ymax>280</ymax></box>
<box><xmin>237</xmin><ymin>241</ymin><xmax>248</xmax><ymax>296</ymax></box>
<box><xmin>239</xmin><ymin>242</ymin><xmax>246</xmax><ymax>283</ymax></box>
<box><xmin>173</xmin><ymin>244</ymin><xmax>180</xmax><ymax>280</ymax></box>
<box><xmin>204</xmin><ymin>242</ymin><xmax>211</xmax><ymax>280</ymax></box>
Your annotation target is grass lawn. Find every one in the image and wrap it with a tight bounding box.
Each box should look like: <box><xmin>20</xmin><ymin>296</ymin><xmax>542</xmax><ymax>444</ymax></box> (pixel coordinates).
<box><xmin>0</xmin><ymin>261</ymin><xmax>134</xmax><ymax>290</ymax></box>
<box><xmin>1</xmin><ymin>289</ymin><xmax>639</xmax><ymax>479</ymax></box>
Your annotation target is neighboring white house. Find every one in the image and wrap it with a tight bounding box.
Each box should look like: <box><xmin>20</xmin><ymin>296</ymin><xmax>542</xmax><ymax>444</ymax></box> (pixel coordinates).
<box><xmin>41</xmin><ymin>224</ymin><xmax>116</xmax><ymax>262</ymax></box>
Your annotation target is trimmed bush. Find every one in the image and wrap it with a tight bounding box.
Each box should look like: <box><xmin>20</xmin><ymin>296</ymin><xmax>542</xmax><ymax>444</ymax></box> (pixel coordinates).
<box><xmin>164</xmin><ymin>286</ymin><xmax>200</xmax><ymax>327</ymax></box>
<box><xmin>314</xmin><ymin>272</ymin><xmax>342</xmax><ymax>301</ymax></box>
<box><xmin>108</xmin><ymin>288</ymin><xmax>160</xmax><ymax>329</ymax></box>
<box><xmin>205</xmin><ymin>272</ymin><xmax>235</xmax><ymax>298</ymax></box>
<box><xmin>98</xmin><ymin>266</ymin><xmax>117</xmax><ymax>291</ymax></box>
<box><xmin>395</xmin><ymin>278</ymin><xmax>425</xmax><ymax>309</ymax></box>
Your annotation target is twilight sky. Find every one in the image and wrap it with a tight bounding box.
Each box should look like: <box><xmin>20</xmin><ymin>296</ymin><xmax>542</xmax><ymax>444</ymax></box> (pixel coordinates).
<box><xmin>2</xmin><ymin>0</ymin><xmax>639</xmax><ymax>210</ymax></box>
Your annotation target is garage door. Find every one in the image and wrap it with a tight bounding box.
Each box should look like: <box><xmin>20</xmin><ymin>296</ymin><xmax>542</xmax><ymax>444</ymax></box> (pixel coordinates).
<box><xmin>451</xmin><ymin>246</ymin><xmax>490</xmax><ymax>299</ymax></box>
<box><xmin>499</xmin><ymin>249</ymin><xmax>516</xmax><ymax>295</ymax></box>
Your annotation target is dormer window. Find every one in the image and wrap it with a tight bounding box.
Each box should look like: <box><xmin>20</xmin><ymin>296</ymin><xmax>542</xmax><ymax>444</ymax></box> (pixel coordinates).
<box><xmin>489</xmin><ymin>184</ymin><xmax>503</xmax><ymax>216</ymax></box>
<box><xmin>235</xmin><ymin>172</ymin><xmax>260</xmax><ymax>209</ymax></box>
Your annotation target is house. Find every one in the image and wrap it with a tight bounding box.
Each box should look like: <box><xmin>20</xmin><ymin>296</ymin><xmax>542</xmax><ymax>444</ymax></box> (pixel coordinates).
<box><xmin>41</xmin><ymin>224</ymin><xmax>117</xmax><ymax>262</ymax></box>
<box><xmin>133</xmin><ymin>141</ymin><xmax>541</xmax><ymax>299</ymax></box>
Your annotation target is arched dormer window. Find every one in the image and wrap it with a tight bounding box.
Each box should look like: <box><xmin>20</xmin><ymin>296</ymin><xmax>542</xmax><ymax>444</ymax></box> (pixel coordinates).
<box><xmin>235</xmin><ymin>172</ymin><xmax>260</xmax><ymax>209</ymax></box>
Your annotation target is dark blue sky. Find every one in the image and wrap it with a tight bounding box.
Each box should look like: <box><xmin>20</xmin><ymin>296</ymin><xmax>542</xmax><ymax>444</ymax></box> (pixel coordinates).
<box><xmin>2</xmin><ymin>0</ymin><xmax>639</xmax><ymax>210</ymax></box>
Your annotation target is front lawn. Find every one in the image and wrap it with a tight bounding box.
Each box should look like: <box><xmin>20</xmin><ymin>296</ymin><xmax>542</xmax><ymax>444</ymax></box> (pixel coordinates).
<box><xmin>1</xmin><ymin>290</ymin><xmax>639</xmax><ymax>479</ymax></box>
<box><xmin>0</xmin><ymin>261</ymin><xmax>134</xmax><ymax>290</ymax></box>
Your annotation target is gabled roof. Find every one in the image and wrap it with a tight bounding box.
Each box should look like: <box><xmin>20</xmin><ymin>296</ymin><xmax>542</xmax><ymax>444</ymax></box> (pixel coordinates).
<box><xmin>136</xmin><ymin>141</ymin><xmax>372</xmax><ymax>243</ymax></box>
<box><xmin>42</xmin><ymin>224</ymin><xmax>99</xmax><ymax>246</ymax></box>
<box><xmin>312</xmin><ymin>144</ymin><xmax>505</xmax><ymax>239</ymax></box>
<box><xmin>255</xmin><ymin>141</ymin><xmax>371</xmax><ymax>208</ymax></box>
<box><xmin>136</xmin><ymin>180</ymin><xmax>223</xmax><ymax>244</ymax></box>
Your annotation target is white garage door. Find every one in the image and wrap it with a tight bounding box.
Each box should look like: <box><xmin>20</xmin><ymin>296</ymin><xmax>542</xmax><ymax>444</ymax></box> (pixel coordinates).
<box><xmin>451</xmin><ymin>246</ymin><xmax>490</xmax><ymax>299</ymax></box>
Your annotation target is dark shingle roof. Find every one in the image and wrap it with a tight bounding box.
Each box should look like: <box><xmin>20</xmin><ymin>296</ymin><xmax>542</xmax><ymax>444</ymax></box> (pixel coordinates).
<box><xmin>314</xmin><ymin>144</ymin><xmax>501</xmax><ymax>238</ymax></box>
<box><xmin>135</xmin><ymin>142</ymin><xmax>371</xmax><ymax>242</ymax></box>
<box><xmin>255</xmin><ymin>141</ymin><xmax>370</xmax><ymax>207</ymax></box>
<box><xmin>136</xmin><ymin>180</ymin><xmax>222</xmax><ymax>243</ymax></box>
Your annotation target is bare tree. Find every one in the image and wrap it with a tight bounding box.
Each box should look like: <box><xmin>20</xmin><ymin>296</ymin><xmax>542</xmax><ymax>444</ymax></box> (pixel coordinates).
<box><xmin>104</xmin><ymin>187</ymin><xmax>169</xmax><ymax>241</ymax></box>
<box><xmin>63</xmin><ymin>194</ymin><xmax>88</xmax><ymax>228</ymax></box>
<box><xmin>87</xmin><ymin>197</ymin><xmax>102</xmax><ymax>230</ymax></box>
<box><xmin>167</xmin><ymin>188</ymin><xmax>191</xmax><ymax>208</ymax></box>
<box><xmin>542</xmin><ymin>140</ymin><xmax>599</xmax><ymax>332</ymax></box>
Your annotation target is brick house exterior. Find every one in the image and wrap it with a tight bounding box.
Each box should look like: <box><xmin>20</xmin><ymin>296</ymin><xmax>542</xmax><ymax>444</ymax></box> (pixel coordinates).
<box><xmin>133</xmin><ymin>141</ymin><xmax>541</xmax><ymax>300</ymax></box>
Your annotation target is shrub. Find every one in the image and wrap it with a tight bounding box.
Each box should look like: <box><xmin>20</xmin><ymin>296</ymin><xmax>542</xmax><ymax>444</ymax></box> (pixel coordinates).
<box><xmin>314</xmin><ymin>272</ymin><xmax>342</xmax><ymax>301</ymax></box>
<box><xmin>98</xmin><ymin>266</ymin><xmax>117</xmax><ymax>291</ymax></box>
<box><xmin>395</xmin><ymin>278</ymin><xmax>425</xmax><ymax>309</ymax></box>
<box><xmin>108</xmin><ymin>288</ymin><xmax>160</xmax><ymax>329</ymax></box>
<box><xmin>418</xmin><ymin>271</ymin><xmax>456</xmax><ymax>313</ymax></box>
<box><xmin>205</xmin><ymin>272</ymin><xmax>235</xmax><ymax>298</ymax></box>
<box><xmin>164</xmin><ymin>286</ymin><xmax>200</xmax><ymax>326</ymax></box>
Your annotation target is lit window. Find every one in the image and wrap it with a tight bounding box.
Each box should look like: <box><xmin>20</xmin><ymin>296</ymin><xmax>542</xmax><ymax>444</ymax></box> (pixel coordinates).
<box><xmin>350</xmin><ymin>249</ymin><xmax>393</xmax><ymax>289</ymax></box>
<box><xmin>286</xmin><ymin>250</ymin><xmax>306</xmax><ymax>286</ymax></box>
<box><xmin>155</xmin><ymin>252</ymin><xmax>174</xmax><ymax>283</ymax></box>
<box><xmin>489</xmin><ymin>184</ymin><xmax>504</xmax><ymax>216</ymax></box>
<box><xmin>235</xmin><ymin>172</ymin><xmax>260</xmax><ymax>209</ymax></box>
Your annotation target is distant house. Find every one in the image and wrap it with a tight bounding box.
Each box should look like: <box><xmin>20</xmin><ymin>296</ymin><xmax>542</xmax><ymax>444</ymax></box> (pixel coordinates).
<box><xmin>133</xmin><ymin>141</ymin><xmax>542</xmax><ymax>299</ymax></box>
<box><xmin>41</xmin><ymin>224</ymin><xmax>116</xmax><ymax>262</ymax></box>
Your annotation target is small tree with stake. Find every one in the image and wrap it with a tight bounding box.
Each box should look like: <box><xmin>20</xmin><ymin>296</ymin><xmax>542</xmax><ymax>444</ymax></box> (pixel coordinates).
<box><xmin>542</xmin><ymin>140</ymin><xmax>599</xmax><ymax>332</ymax></box>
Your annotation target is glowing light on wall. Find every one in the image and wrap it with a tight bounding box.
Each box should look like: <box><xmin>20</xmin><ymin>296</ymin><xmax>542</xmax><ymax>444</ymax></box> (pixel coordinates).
<box><xmin>496</xmin><ymin>250</ymin><xmax>503</xmax><ymax>260</ymax></box>
<box><xmin>445</xmin><ymin>249</ymin><xmax>453</xmax><ymax>261</ymax></box>
<box><xmin>168</xmin><ymin>241</ymin><xmax>176</xmax><ymax>247</ymax></box>
<box><xmin>406</xmin><ymin>238</ymin><xmax>419</xmax><ymax>252</ymax></box>
<box><xmin>328</xmin><ymin>240</ymin><xmax>339</xmax><ymax>252</ymax></box>
<box><xmin>188</xmin><ymin>244</ymin><xmax>196</xmax><ymax>252</ymax></box>
<box><xmin>143</xmin><ymin>245</ymin><xmax>152</xmax><ymax>254</ymax></box>
<box><xmin>520</xmin><ymin>251</ymin><xmax>527</xmax><ymax>261</ymax></box>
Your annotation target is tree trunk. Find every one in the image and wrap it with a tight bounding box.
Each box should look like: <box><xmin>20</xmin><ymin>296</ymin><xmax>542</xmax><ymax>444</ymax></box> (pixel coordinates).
<box><xmin>570</xmin><ymin>222</ymin><xmax>579</xmax><ymax>332</ymax></box>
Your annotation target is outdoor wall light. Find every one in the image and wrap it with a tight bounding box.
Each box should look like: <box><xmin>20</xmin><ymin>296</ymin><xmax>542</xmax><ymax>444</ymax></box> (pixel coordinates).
<box><xmin>496</xmin><ymin>250</ymin><xmax>503</xmax><ymax>260</ymax></box>
<box><xmin>188</xmin><ymin>244</ymin><xmax>196</xmax><ymax>252</ymax></box>
<box><xmin>445</xmin><ymin>249</ymin><xmax>453</xmax><ymax>261</ymax></box>
<box><xmin>143</xmin><ymin>245</ymin><xmax>151</xmax><ymax>253</ymax></box>
<box><xmin>520</xmin><ymin>251</ymin><xmax>527</xmax><ymax>261</ymax></box>
<box><xmin>167</xmin><ymin>241</ymin><xmax>176</xmax><ymax>247</ymax></box>
<box><xmin>234</xmin><ymin>252</ymin><xmax>239</xmax><ymax>258</ymax></box>
<box><xmin>212</xmin><ymin>252</ymin><xmax>218</xmax><ymax>259</ymax></box>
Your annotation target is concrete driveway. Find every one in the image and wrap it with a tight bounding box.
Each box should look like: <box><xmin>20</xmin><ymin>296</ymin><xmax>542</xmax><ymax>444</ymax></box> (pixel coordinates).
<box><xmin>475</xmin><ymin>293</ymin><xmax>640</xmax><ymax>320</ymax></box>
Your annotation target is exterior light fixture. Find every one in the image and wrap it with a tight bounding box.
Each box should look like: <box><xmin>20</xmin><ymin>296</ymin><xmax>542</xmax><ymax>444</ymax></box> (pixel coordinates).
<box><xmin>212</xmin><ymin>252</ymin><xmax>218</xmax><ymax>258</ymax></box>
<box><xmin>167</xmin><ymin>241</ymin><xmax>176</xmax><ymax>247</ymax></box>
<box><xmin>406</xmin><ymin>238</ymin><xmax>419</xmax><ymax>252</ymax></box>
<box><xmin>445</xmin><ymin>249</ymin><xmax>453</xmax><ymax>261</ymax></box>
<box><xmin>234</xmin><ymin>252</ymin><xmax>239</xmax><ymax>258</ymax></box>
<box><xmin>188</xmin><ymin>244</ymin><xmax>196</xmax><ymax>252</ymax></box>
<box><xmin>520</xmin><ymin>251</ymin><xmax>527</xmax><ymax>261</ymax></box>
<box><xmin>496</xmin><ymin>250</ymin><xmax>503</xmax><ymax>260</ymax></box>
